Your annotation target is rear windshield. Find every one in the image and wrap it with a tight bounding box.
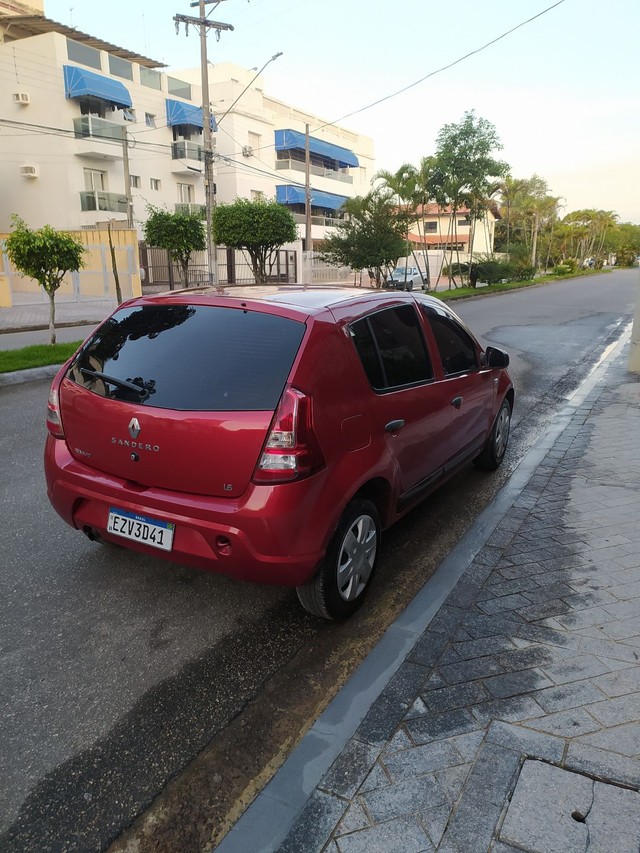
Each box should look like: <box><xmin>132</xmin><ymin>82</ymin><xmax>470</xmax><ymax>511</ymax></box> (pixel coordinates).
<box><xmin>67</xmin><ymin>304</ymin><xmax>306</xmax><ymax>411</ymax></box>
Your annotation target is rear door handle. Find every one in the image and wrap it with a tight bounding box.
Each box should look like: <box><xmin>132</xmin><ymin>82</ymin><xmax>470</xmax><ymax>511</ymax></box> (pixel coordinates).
<box><xmin>384</xmin><ymin>419</ymin><xmax>405</xmax><ymax>433</ymax></box>
<box><xmin>451</xmin><ymin>396</ymin><xmax>463</xmax><ymax>410</ymax></box>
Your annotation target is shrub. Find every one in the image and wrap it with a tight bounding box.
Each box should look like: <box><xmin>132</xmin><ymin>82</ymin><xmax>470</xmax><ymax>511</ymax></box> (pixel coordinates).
<box><xmin>553</xmin><ymin>264</ymin><xmax>573</xmax><ymax>276</ymax></box>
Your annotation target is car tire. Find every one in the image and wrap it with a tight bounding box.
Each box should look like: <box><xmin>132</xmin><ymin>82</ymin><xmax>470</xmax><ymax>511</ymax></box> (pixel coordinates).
<box><xmin>296</xmin><ymin>499</ymin><xmax>380</xmax><ymax>620</ymax></box>
<box><xmin>474</xmin><ymin>399</ymin><xmax>511</xmax><ymax>471</ymax></box>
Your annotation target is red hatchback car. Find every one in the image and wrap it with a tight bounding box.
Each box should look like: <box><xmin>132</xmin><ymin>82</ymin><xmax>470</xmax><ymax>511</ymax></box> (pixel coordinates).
<box><xmin>45</xmin><ymin>286</ymin><xmax>513</xmax><ymax>620</ymax></box>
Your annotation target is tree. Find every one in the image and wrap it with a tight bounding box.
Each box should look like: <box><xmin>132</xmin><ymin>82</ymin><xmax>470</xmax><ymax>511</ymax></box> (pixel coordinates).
<box><xmin>497</xmin><ymin>176</ymin><xmax>530</xmax><ymax>254</ymax></box>
<box><xmin>558</xmin><ymin>209</ymin><xmax>618</xmax><ymax>267</ymax></box>
<box><xmin>374</xmin><ymin>163</ymin><xmax>429</xmax><ymax>287</ymax></box>
<box><xmin>432</xmin><ymin>111</ymin><xmax>509</xmax><ymax>287</ymax></box>
<box><xmin>143</xmin><ymin>206</ymin><xmax>206</xmax><ymax>285</ymax></box>
<box><xmin>495</xmin><ymin>175</ymin><xmax>561</xmax><ymax>270</ymax></box>
<box><xmin>318</xmin><ymin>190</ymin><xmax>408</xmax><ymax>286</ymax></box>
<box><xmin>4</xmin><ymin>215</ymin><xmax>85</xmax><ymax>344</ymax></box>
<box><xmin>212</xmin><ymin>198</ymin><xmax>297</xmax><ymax>284</ymax></box>
<box><xmin>603</xmin><ymin>221</ymin><xmax>640</xmax><ymax>266</ymax></box>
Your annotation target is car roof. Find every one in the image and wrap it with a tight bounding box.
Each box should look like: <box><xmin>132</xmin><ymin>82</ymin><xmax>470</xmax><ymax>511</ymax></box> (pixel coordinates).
<box><xmin>130</xmin><ymin>285</ymin><xmax>444</xmax><ymax>318</ymax></box>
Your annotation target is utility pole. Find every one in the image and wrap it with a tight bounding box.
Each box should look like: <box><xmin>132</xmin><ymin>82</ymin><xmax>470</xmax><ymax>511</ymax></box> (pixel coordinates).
<box><xmin>121</xmin><ymin>127</ymin><xmax>134</xmax><ymax>228</ymax></box>
<box><xmin>304</xmin><ymin>123</ymin><xmax>312</xmax><ymax>275</ymax></box>
<box><xmin>174</xmin><ymin>2</ymin><xmax>233</xmax><ymax>286</ymax></box>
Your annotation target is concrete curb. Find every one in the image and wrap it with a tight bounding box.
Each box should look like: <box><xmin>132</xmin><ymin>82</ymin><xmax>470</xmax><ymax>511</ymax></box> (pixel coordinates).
<box><xmin>0</xmin><ymin>319</ymin><xmax>103</xmax><ymax>336</ymax></box>
<box><xmin>0</xmin><ymin>364</ymin><xmax>61</xmax><ymax>388</ymax></box>
<box><xmin>215</xmin><ymin>327</ymin><xmax>632</xmax><ymax>853</ymax></box>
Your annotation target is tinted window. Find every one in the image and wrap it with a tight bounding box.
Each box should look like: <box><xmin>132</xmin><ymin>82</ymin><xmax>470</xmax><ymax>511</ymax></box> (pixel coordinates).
<box><xmin>351</xmin><ymin>306</ymin><xmax>432</xmax><ymax>390</ymax></box>
<box><xmin>66</xmin><ymin>39</ymin><xmax>102</xmax><ymax>70</ymax></box>
<box><xmin>108</xmin><ymin>55</ymin><xmax>133</xmax><ymax>81</ymax></box>
<box><xmin>140</xmin><ymin>66</ymin><xmax>162</xmax><ymax>90</ymax></box>
<box><xmin>167</xmin><ymin>77</ymin><xmax>192</xmax><ymax>99</ymax></box>
<box><xmin>68</xmin><ymin>305</ymin><xmax>305</xmax><ymax>411</ymax></box>
<box><xmin>424</xmin><ymin>308</ymin><xmax>478</xmax><ymax>375</ymax></box>
<box><xmin>349</xmin><ymin>318</ymin><xmax>384</xmax><ymax>389</ymax></box>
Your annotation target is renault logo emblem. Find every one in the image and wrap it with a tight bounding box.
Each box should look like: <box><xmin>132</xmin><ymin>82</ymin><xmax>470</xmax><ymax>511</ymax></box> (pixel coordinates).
<box><xmin>128</xmin><ymin>417</ymin><xmax>141</xmax><ymax>439</ymax></box>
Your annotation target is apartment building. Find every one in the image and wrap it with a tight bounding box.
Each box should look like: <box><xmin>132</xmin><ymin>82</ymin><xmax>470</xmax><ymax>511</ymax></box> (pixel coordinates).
<box><xmin>409</xmin><ymin>204</ymin><xmax>501</xmax><ymax>257</ymax></box>
<box><xmin>0</xmin><ymin>3</ymin><xmax>374</xmax><ymax>250</ymax></box>
<box><xmin>186</xmin><ymin>62</ymin><xmax>374</xmax><ymax>249</ymax></box>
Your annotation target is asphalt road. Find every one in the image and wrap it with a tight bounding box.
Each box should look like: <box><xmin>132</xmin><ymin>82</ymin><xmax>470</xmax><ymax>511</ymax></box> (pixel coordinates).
<box><xmin>0</xmin><ymin>269</ymin><xmax>637</xmax><ymax>852</ymax></box>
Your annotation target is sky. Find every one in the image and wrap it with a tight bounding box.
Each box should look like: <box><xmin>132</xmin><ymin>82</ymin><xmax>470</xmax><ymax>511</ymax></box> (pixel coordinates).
<box><xmin>45</xmin><ymin>0</ymin><xmax>640</xmax><ymax>223</ymax></box>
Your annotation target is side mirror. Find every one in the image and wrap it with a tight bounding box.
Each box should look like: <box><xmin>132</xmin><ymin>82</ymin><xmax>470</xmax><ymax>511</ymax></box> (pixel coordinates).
<box><xmin>485</xmin><ymin>346</ymin><xmax>510</xmax><ymax>368</ymax></box>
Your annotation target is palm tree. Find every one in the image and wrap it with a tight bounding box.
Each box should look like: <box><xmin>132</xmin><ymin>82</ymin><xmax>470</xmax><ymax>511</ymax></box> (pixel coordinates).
<box><xmin>498</xmin><ymin>176</ymin><xmax>529</xmax><ymax>253</ymax></box>
<box><xmin>374</xmin><ymin>164</ymin><xmax>421</xmax><ymax>286</ymax></box>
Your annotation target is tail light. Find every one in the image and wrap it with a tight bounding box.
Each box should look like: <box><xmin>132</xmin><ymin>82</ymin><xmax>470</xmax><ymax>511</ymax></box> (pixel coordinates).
<box><xmin>46</xmin><ymin>386</ymin><xmax>65</xmax><ymax>439</ymax></box>
<box><xmin>252</xmin><ymin>386</ymin><xmax>325</xmax><ymax>484</ymax></box>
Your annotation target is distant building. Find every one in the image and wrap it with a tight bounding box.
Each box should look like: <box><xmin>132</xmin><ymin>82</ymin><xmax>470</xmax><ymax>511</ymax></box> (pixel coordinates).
<box><xmin>409</xmin><ymin>204</ymin><xmax>501</xmax><ymax>256</ymax></box>
<box><xmin>0</xmin><ymin>3</ymin><xmax>373</xmax><ymax>250</ymax></box>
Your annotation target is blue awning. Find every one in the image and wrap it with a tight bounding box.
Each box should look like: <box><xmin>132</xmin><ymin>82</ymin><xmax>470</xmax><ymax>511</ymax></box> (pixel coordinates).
<box><xmin>275</xmin><ymin>129</ymin><xmax>359</xmax><ymax>168</ymax></box>
<box><xmin>63</xmin><ymin>65</ymin><xmax>132</xmax><ymax>108</ymax></box>
<box><xmin>166</xmin><ymin>99</ymin><xmax>216</xmax><ymax>131</ymax></box>
<box><xmin>276</xmin><ymin>185</ymin><xmax>348</xmax><ymax>211</ymax></box>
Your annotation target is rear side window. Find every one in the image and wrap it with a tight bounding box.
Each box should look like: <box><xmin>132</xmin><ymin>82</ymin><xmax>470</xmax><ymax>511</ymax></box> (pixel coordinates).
<box><xmin>423</xmin><ymin>308</ymin><xmax>478</xmax><ymax>375</ymax></box>
<box><xmin>350</xmin><ymin>305</ymin><xmax>433</xmax><ymax>391</ymax></box>
<box><xmin>67</xmin><ymin>304</ymin><xmax>306</xmax><ymax>411</ymax></box>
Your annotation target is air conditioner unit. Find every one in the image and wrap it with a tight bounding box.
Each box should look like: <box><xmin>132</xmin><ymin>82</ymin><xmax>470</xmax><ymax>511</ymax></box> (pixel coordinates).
<box><xmin>19</xmin><ymin>164</ymin><xmax>39</xmax><ymax>178</ymax></box>
<box><xmin>12</xmin><ymin>92</ymin><xmax>30</xmax><ymax>105</ymax></box>
<box><xmin>242</xmin><ymin>145</ymin><xmax>253</xmax><ymax>157</ymax></box>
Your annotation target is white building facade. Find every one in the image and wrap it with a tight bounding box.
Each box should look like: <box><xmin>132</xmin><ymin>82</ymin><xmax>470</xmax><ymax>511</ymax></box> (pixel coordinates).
<box><xmin>0</xmin><ymin>7</ymin><xmax>374</xmax><ymax>255</ymax></box>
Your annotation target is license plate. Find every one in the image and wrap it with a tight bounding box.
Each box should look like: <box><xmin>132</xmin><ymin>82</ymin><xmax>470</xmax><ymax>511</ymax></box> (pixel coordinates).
<box><xmin>107</xmin><ymin>508</ymin><xmax>174</xmax><ymax>552</ymax></box>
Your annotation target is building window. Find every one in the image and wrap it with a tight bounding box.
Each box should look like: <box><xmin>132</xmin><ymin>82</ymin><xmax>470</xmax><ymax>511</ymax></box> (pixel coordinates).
<box><xmin>145</xmin><ymin>112</ymin><xmax>156</xmax><ymax>128</ymax></box>
<box><xmin>66</xmin><ymin>39</ymin><xmax>102</xmax><ymax>70</ymax></box>
<box><xmin>172</xmin><ymin>125</ymin><xmax>201</xmax><ymax>142</ymax></box>
<box><xmin>130</xmin><ymin>175</ymin><xmax>141</xmax><ymax>188</ymax></box>
<box><xmin>79</xmin><ymin>98</ymin><xmax>106</xmax><ymax>119</ymax></box>
<box><xmin>177</xmin><ymin>183</ymin><xmax>194</xmax><ymax>203</ymax></box>
<box><xmin>167</xmin><ymin>77</ymin><xmax>192</xmax><ymax>100</ymax></box>
<box><xmin>424</xmin><ymin>221</ymin><xmax>438</xmax><ymax>232</ymax></box>
<box><xmin>458</xmin><ymin>217</ymin><xmax>471</xmax><ymax>226</ymax></box>
<box><xmin>248</xmin><ymin>131</ymin><xmax>261</xmax><ymax>152</ymax></box>
<box><xmin>123</xmin><ymin>108</ymin><xmax>136</xmax><ymax>122</ymax></box>
<box><xmin>251</xmin><ymin>190</ymin><xmax>265</xmax><ymax>201</ymax></box>
<box><xmin>84</xmin><ymin>168</ymin><xmax>107</xmax><ymax>191</ymax></box>
<box><xmin>108</xmin><ymin>55</ymin><xmax>133</xmax><ymax>81</ymax></box>
<box><xmin>140</xmin><ymin>66</ymin><xmax>162</xmax><ymax>90</ymax></box>
<box><xmin>150</xmin><ymin>178</ymin><xmax>161</xmax><ymax>191</ymax></box>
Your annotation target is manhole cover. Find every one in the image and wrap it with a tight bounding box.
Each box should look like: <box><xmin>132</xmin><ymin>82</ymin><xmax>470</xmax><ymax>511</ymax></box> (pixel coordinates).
<box><xmin>499</xmin><ymin>760</ymin><xmax>640</xmax><ymax>853</ymax></box>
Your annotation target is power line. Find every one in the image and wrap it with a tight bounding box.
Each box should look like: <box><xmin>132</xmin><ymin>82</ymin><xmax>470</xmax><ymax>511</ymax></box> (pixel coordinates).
<box><xmin>220</xmin><ymin>0</ymin><xmax>570</xmax><ymax>159</ymax></box>
<box><xmin>312</xmin><ymin>0</ymin><xmax>569</xmax><ymax>133</ymax></box>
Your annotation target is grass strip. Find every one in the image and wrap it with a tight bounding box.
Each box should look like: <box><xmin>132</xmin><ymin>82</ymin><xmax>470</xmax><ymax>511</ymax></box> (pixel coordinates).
<box><xmin>0</xmin><ymin>341</ymin><xmax>82</xmax><ymax>374</ymax></box>
<box><xmin>435</xmin><ymin>269</ymin><xmax>607</xmax><ymax>301</ymax></box>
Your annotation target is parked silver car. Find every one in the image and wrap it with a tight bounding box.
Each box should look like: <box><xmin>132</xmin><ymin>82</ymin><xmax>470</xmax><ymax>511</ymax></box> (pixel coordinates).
<box><xmin>386</xmin><ymin>266</ymin><xmax>427</xmax><ymax>291</ymax></box>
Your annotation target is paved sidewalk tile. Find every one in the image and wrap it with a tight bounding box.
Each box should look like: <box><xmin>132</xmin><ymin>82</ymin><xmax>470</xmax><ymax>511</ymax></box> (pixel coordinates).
<box><xmin>279</xmin><ymin>359</ymin><xmax>640</xmax><ymax>852</ymax></box>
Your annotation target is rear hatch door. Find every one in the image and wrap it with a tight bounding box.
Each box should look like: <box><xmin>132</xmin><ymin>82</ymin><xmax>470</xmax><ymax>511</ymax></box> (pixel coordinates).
<box><xmin>59</xmin><ymin>302</ymin><xmax>306</xmax><ymax>498</ymax></box>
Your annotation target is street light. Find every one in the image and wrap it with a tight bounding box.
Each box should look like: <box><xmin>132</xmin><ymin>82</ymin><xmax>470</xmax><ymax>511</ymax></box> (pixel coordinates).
<box><xmin>216</xmin><ymin>52</ymin><xmax>283</xmax><ymax>126</ymax></box>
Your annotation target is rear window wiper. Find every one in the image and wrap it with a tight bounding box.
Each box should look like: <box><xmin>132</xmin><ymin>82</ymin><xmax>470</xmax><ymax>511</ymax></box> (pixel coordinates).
<box><xmin>80</xmin><ymin>368</ymin><xmax>150</xmax><ymax>400</ymax></box>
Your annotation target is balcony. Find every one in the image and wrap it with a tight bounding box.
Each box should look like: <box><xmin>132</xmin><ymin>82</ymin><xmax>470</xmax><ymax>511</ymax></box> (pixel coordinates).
<box><xmin>275</xmin><ymin>158</ymin><xmax>353</xmax><ymax>185</ymax></box>
<box><xmin>73</xmin><ymin>115</ymin><xmax>124</xmax><ymax>161</ymax></box>
<box><xmin>171</xmin><ymin>141</ymin><xmax>204</xmax><ymax>175</ymax></box>
<box><xmin>292</xmin><ymin>212</ymin><xmax>343</xmax><ymax>228</ymax></box>
<box><xmin>175</xmin><ymin>203</ymin><xmax>206</xmax><ymax>218</ymax></box>
<box><xmin>80</xmin><ymin>191</ymin><xmax>128</xmax><ymax>213</ymax></box>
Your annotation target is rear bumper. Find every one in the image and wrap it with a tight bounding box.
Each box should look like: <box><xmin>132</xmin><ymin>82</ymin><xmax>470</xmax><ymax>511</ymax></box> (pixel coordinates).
<box><xmin>45</xmin><ymin>437</ymin><xmax>326</xmax><ymax>587</ymax></box>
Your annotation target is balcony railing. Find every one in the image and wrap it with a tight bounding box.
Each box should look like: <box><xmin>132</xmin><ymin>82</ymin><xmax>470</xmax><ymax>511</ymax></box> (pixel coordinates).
<box><xmin>80</xmin><ymin>191</ymin><xmax>128</xmax><ymax>213</ymax></box>
<box><xmin>73</xmin><ymin>115</ymin><xmax>124</xmax><ymax>141</ymax></box>
<box><xmin>292</xmin><ymin>212</ymin><xmax>343</xmax><ymax>227</ymax></box>
<box><xmin>175</xmin><ymin>203</ymin><xmax>206</xmax><ymax>217</ymax></box>
<box><xmin>172</xmin><ymin>141</ymin><xmax>204</xmax><ymax>162</ymax></box>
<box><xmin>275</xmin><ymin>158</ymin><xmax>353</xmax><ymax>184</ymax></box>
